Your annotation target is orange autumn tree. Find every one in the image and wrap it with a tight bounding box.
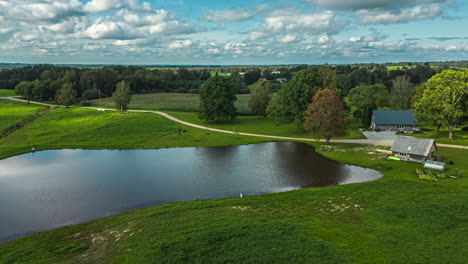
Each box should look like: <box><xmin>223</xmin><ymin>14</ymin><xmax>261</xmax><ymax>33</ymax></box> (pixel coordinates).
<box><xmin>304</xmin><ymin>88</ymin><xmax>347</xmax><ymax>144</ymax></box>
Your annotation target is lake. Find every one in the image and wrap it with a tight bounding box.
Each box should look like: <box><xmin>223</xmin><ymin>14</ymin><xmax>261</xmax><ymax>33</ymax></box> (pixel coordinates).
<box><xmin>0</xmin><ymin>142</ymin><xmax>382</xmax><ymax>242</ymax></box>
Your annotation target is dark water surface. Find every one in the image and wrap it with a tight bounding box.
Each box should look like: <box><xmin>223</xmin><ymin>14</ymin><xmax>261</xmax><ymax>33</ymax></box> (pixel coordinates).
<box><xmin>0</xmin><ymin>142</ymin><xmax>381</xmax><ymax>242</ymax></box>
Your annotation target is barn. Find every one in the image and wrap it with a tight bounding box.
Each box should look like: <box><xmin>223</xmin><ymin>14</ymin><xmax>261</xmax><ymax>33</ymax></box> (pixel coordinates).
<box><xmin>391</xmin><ymin>136</ymin><xmax>437</xmax><ymax>162</ymax></box>
<box><xmin>371</xmin><ymin>110</ymin><xmax>416</xmax><ymax>132</ymax></box>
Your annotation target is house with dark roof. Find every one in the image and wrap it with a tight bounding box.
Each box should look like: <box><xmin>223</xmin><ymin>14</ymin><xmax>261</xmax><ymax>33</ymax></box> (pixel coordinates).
<box><xmin>391</xmin><ymin>136</ymin><xmax>437</xmax><ymax>162</ymax></box>
<box><xmin>371</xmin><ymin>110</ymin><xmax>416</xmax><ymax>132</ymax></box>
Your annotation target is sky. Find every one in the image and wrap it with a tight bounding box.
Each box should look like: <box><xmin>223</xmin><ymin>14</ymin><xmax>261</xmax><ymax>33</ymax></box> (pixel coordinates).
<box><xmin>0</xmin><ymin>0</ymin><xmax>467</xmax><ymax>65</ymax></box>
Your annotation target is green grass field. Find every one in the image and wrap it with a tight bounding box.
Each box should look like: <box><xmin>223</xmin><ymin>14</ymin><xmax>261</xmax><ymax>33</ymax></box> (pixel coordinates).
<box><xmin>0</xmin><ymin>106</ymin><xmax>269</xmax><ymax>160</ymax></box>
<box><xmin>0</xmin><ymin>89</ymin><xmax>16</xmax><ymax>97</ymax></box>
<box><xmin>404</xmin><ymin>126</ymin><xmax>468</xmax><ymax>146</ymax></box>
<box><xmin>166</xmin><ymin>111</ymin><xmax>367</xmax><ymax>140</ymax></box>
<box><xmin>0</xmin><ymin>99</ymin><xmax>43</xmax><ymax>134</ymax></box>
<box><xmin>86</xmin><ymin>93</ymin><xmax>253</xmax><ymax>115</ymax></box>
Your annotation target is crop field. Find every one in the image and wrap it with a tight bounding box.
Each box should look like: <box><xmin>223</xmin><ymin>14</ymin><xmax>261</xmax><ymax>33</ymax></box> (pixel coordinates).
<box><xmin>86</xmin><ymin>93</ymin><xmax>253</xmax><ymax>115</ymax></box>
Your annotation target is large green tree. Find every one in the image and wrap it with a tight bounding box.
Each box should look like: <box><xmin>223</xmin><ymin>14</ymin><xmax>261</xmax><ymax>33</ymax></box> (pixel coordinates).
<box><xmin>304</xmin><ymin>88</ymin><xmax>347</xmax><ymax>144</ymax></box>
<box><xmin>248</xmin><ymin>81</ymin><xmax>272</xmax><ymax>117</ymax></box>
<box><xmin>277</xmin><ymin>65</ymin><xmax>337</xmax><ymax>124</ymax></box>
<box><xmin>112</xmin><ymin>81</ymin><xmax>133</xmax><ymax>112</ymax></box>
<box><xmin>57</xmin><ymin>83</ymin><xmax>77</xmax><ymax>108</ymax></box>
<box><xmin>15</xmin><ymin>81</ymin><xmax>34</xmax><ymax>103</ymax></box>
<box><xmin>347</xmin><ymin>84</ymin><xmax>389</xmax><ymax>126</ymax></box>
<box><xmin>414</xmin><ymin>70</ymin><xmax>467</xmax><ymax>139</ymax></box>
<box><xmin>198</xmin><ymin>76</ymin><xmax>237</xmax><ymax>122</ymax></box>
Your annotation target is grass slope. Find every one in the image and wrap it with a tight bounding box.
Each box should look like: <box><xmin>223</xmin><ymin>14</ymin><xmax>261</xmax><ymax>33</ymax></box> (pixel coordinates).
<box><xmin>0</xmin><ymin>89</ymin><xmax>16</xmax><ymax>97</ymax></box>
<box><xmin>166</xmin><ymin>111</ymin><xmax>366</xmax><ymax>140</ymax></box>
<box><xmin>0</xmin><ymin>107</ymin><xmax>269</xmax><ymax>160</ymax></box>
<box><xmin>0</xmin><ymin>142</ymin><xmax>466</xmax><ymax>264</ymax></box>
<box><xmin>86</xmin><ymin>93</ymin><xmax>253</xmax><ymax>115</ymax></box>
<box><xmin>0</xmin><ymin>99</ymin><xmax>43</xmax><ymax>134</ymax></box>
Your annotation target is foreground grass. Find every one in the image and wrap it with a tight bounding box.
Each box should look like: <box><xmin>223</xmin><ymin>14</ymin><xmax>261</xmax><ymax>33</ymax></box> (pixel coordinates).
<box><xmin>0</xmin><ymin>141</ymin><xmax>466</xmax><ymax>263</ymax></box>
<box><xmin>0</xmin><ymin>99</ymin><xmax>43</xmax><ymax>134</ymax></box>
<box><xmin>404</xmin><ymin>126</ymin><xmax>468</xmax><ymax>146</ymax></box>
<box><xmin>166</xmin><ymin>111</ymin><xmax>366</xmax><ymax>140</ymax></box>
<box><xmin>0</xmin><ymin>89</ymin><xmax>16</xmax><ymax>97</ymax></box>
<box><xmin>86</xmin><ymin>93</ymin><xmax>253</xmax><ymax>115</ymax></box>
<box><xmin>0</xmin><ymin>107</ymin><xmax>269</xmax><ymax>160</ymax></box>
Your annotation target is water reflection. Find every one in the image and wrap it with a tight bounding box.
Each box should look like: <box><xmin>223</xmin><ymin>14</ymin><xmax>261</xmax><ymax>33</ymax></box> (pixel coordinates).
<box><xmin>0</xmin><ymin>142</ymin><xmax>381</xmax><ymax>242</ymax></box>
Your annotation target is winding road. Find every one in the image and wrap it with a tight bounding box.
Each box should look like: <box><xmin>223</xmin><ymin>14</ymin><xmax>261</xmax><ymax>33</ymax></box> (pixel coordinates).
<box><xmin>2</xmin><ymin>97</ymin><xmax>467</xmax><ymax>149</ymax></box>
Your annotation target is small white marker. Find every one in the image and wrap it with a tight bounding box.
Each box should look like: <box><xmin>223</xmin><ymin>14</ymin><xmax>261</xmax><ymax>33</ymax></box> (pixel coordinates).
<box><xmin>240</xmin><ymin>193</ymin><xmax>243</xmax><ymax>198</ymax></box>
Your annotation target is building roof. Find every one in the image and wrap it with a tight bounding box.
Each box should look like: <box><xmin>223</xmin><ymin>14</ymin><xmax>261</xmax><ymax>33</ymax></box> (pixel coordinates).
<box><xmin>372</xmin><ymin>110</ymin><xmax>415</xmax><ymax>125</ymax></box>
<box><xmin>391</xmin><ymin>136</ymin><xmax>436</xmax><ymax>157</ymax></box>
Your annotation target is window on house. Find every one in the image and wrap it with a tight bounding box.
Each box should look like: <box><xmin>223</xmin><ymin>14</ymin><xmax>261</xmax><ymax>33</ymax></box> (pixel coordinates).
<box><xmin>398</xmin><ymin>124</ymin><xmax>404</xmax><ymax>129</ymax></box>
<box><xmin>398</xmin><ymin>152</ymin><xmax>408</xmax><ymax>157</ymax></box>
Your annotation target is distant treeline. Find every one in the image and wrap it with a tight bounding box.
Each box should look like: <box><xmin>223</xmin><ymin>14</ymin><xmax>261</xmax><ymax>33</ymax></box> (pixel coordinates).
<box><xmin>0</xmin><ymin>63</ymin><xmax>448</xmax><ymax>103</ymax></box>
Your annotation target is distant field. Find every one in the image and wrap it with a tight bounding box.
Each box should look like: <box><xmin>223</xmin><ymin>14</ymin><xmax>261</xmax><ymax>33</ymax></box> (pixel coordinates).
<box><xmin>386</xmin><ymin>65</ymin><xmax>416</xmax><ymax>70</ymax></box>
<box><xmin>86</xmin><ymin>93</ymin><xmax>253</xmax><ymax>115</ymax></box>
<box><xmin>0</xmin><ymin>89</ymin><xmax>16</xmax><ymax>97</ymax></box>
<box><xmin>0</xmin><ymin>99</ymin><xmax>42</xmax><ymax>134</ymax></box>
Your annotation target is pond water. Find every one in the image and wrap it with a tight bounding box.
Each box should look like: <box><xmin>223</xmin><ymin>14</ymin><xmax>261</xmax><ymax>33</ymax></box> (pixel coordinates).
<box><xmin>0</xmin><ymin>142</ymin><xmax>382</xmax><ymax>242</ymax></box>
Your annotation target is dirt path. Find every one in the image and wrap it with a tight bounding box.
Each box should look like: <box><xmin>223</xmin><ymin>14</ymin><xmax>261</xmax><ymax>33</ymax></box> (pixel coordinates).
<box><xmin>4</xmin><ymin>97</ymin><xmax>468</xmax><ymax>150</ymax></box>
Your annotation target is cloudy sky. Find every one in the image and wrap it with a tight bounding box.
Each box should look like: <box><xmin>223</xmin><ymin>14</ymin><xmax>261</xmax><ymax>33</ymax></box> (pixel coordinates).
<box><xmin>1</xmin><ymin>0</ymin><xmax>467</xmax><ymax>65</ymax></box>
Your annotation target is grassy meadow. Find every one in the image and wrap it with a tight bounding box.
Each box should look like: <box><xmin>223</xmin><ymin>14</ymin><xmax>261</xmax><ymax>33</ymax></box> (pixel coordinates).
<box><xmin>0</xmin><ymin>89</ymin><xmax>16</xmax><ymax>97</ymax></box>
<box><xmin>86</xmin><ymin>93</ymin><xmax>253</xmax><ymax>115</ymax></box>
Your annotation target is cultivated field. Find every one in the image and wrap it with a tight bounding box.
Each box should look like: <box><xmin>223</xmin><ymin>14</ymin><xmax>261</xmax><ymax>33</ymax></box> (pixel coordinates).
<box><xmin>86</xmin><ymin>93</ymin><xmax>253</xmax><ymax>115</ymax></box>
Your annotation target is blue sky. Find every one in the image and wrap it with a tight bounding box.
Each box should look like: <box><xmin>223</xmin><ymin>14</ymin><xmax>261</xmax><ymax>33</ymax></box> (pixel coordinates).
<box><xmin>0</xmin><ymin>0</ymin><xmax>467</xmax><ymax>65</ymax></box>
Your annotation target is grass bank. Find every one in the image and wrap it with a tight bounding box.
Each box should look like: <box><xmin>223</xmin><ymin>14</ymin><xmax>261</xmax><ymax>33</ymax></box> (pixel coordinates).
<box><xmin>0</xmin><ymin>105</ymin><xmax>269</xmax><ymax>160</ymax></box>
<box><xmin>0</xmin><ymin>141</ymin><xmax>466</xmax><ymax>263</ymax></box>
<box><xmin>85</xmin><ymin>93</ymin><xmax>253</xmax><ymax>115</ymax></box>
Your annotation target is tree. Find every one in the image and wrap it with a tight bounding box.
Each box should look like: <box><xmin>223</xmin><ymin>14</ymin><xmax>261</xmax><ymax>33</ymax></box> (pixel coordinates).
<box><xmin>304</xmin><ymin>88</ymin><xmax>347</xmax><ymax>144</ymax></box>
<box><xmin>248</xmin><ymin>81</ymin><xmax>272</xmax><ymax>117</ymax></box>
<box><xmin>390</xmin><ymin>75</ymin><xmax>414</xmax><ymax>110</ymax></box>
<box><xmin>414</xmin><ymin>70</ymin><xmax>467</xmax><ymax>139</ymax></box>
<box><xmin>277</xmin><ymin>65</ymin><xmax>337</xmax><ymax>124</ymax></box>
<box><xmin>112</xmin><ymin>81</ymin><xmax>132</xmax><ymax>112</ymax></box>
<box><xmin>347</xmin><ymin>84</ymin><xmax>389</xmax><ymax>126</ymax></box>
<box><xmin>57</xmin><ymin>83</ymin><xmax>77</xmax><ymax>108</ymax></box>
<box><xmin>198</xmin><ymin>76</ymin><xmax>237</xmax><ymax>122</ymax></box>
<box><xmin>15</xmin><ymin>81</ymin><xmax>34</xmax><ymax>103</ymax></box>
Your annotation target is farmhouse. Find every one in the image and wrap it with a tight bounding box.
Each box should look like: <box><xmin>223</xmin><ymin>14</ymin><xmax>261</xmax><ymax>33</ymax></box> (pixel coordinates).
<box><xmin>371</xmin><ymin>110</ymin><xmax>416</xmax><ymax>132</ymax></box>
<box><xmin>391</xmin><ymin>136</ymin><xmax>437</xmax><ymax>162</ymax></box>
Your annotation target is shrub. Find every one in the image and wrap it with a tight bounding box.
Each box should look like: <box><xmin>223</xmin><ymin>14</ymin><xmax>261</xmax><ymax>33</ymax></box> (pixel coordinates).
<box><xmin>81</xmin><ymin>89</ymin><xmax>100</xmax><ymax>100</ymax></box>
<box><xmin>80</xmin><ymin>101</ymin><xmax>91</xmax><ymax>106</ymax></box>
<box><xmin>461</xmin><ymin>126</ymin><xmax>468</xmax><ymax>132</ymax></box>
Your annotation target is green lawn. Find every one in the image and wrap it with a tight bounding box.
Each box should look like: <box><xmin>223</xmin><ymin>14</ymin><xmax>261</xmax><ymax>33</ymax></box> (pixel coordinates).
<box><xmin>404</xmin><ymin>126</ymin><xmax>468</xmax><ymax>146</ymax></box>
<box><xmin>85</xmin><ymin>93</ymin><xmax>253</xmax><ymax>115</ymax></box>
<box><xmin>166</xmin><ymin>111</ymin><xmax>367</xmax><ymax>140</ymax></box>
<box><xmin>0</xmin><ymin>89</ymin><xmax>16</xmax><ymax>97</ymax></box>
<box><xmin>0</xmin><ymin>99</ymin><xmax>43</xmax><ymax>134</ymax></box>
<box><xmin>0</xmin><ymin>107</ymin><xmax>269</xmax><ymax>160</ymax></box>
<box><xmin>0</xmin><ymin>139</ymin><xmax>466</xmax><ymax>263</ymax></box>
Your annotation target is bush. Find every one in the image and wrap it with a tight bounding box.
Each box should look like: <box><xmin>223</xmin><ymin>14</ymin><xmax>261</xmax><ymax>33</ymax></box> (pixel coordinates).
<box><xmin>80</xmin><ymin>101</ymin><xmax>91</xmax><ymax>106</ymax></box>
<box><xmin>461</xmin><ymin>126</ymin><xmax>468</xmax><ymax>132</ymax></box>
<box><xmin>419</xmin><ymin>174</ymin><xmax>438</xmax><ymax>182</ymax></box>
<box><xmin>81</xmin><ymin>89</ymin><xmax>100</xmax><ymax>100</ymax></box>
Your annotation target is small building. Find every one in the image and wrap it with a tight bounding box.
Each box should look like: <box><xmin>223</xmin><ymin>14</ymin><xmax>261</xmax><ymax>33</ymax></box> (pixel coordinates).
<box><xmin>258</xmin><ymin>78</ymin><xmax>267</xmax><ymax>82</ymax></box>
<box><xmin>391</xmin><ymin>136</ymin><xmax>437</xmax><ymax>162</ymax></box>
<box><xmin>371</xmin><ymin>110</ymin><xmax>416</xmax><ymax>132</ymax></box>
<box><xmin>271</xmin><ymin>71</ymin><xmax>281</xmax><ymax>74</ymax></box>
<box><xmin>276</xmin><ymin>78</ymin><xmax>287</xmax><ymax>83</ymax></box>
